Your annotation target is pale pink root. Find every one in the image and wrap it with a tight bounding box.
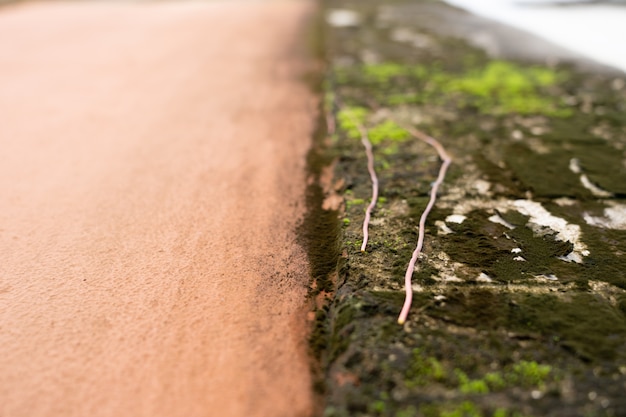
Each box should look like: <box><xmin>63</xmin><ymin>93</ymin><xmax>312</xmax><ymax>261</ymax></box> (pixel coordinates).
<box><xmin>398</xmin><ymin>127</ymin><xmax>451</xmax><ymax>324</ymax></box>
<box><xmin>359</xmin><ymin>126</ymin><xmax>379</xmax><ymax>252</ymax></box>
<box><xmin>339</xmin><ymin>106</ymin><xmax>380</xmax><ymax>252</ymax></box>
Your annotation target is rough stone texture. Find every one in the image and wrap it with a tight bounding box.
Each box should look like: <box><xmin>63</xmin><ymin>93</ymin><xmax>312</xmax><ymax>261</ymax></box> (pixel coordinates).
<box><xmin>313</xmin><ymin>1</ymin><xmax>626</xmax><ymax>416</ymax></box>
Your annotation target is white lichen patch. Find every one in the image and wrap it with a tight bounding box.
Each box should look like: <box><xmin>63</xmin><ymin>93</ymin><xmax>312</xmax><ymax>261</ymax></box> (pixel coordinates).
<box><xmin>442</xmin><ymin>197</ymin><xmax>590</xmax><ymax>263</ymax></box>
<box><xmin>360</xmin><ymin>49</ymin><xmax>380</xmax><ymax>65</ymax></box>
<box><xmin>569</xmin><ymin>158</ymin><xmax>582</xmax><ymax>174</ymax></box>
<box><xmin>441</xmin><ymin>197</ymin><xmax>506</xmax><ymax>216</ymax></box>
<box><xmin>530</xmin><ymin>126</ymin><xmax>547</xmax><ymax>136</ymax></box>
<box><xmin>511</xmin><ymin>248</ymin><xmax>525</xmax><ymax>261</ymax></box>
<box><xmin>555</xmin><ymin>197</ymin><xmax>576</xmax><ymax>207</ymax></box>
<box><xmin>569</xmin><ymin>158</ymin><xmax>613</xmax><ymax>198</ymax></box>
<box><xmin>369</xmin><ymin>217</ymin><xmax>386</xmax><ymax>226</ymax></box>
<box><xmin>534</xmin><ymin>274</ymin><xmax>559</xmax><ymax>281</ymax></box>
<box><xmin>588</xmin><ymin>280</ymin><xmax>626</xmax><ymax>307</ymax></box>
<box><xmin>513</xmin><ymin>200</ymin><xmax>589</xmax><ymax>263</ymax></box>
<box><xmin>476</xmin><ymin>272</ymin><xmax>493</xmax><ymax>283</ymax></box>
<box><xmin>389</xmin><ymin>27</ymin><xmax>434</xmax><ymax>49</ymax></box>
<box><xmin>559</xmin><ymin>252</ymin><xmax>585</xmax><ymax>263</ymax></box>
<box><xmin>584</xmin><ymin>202</ymin><xmax>626</xmax><ymax>230</ymax></box>
<box><xmin>526</xmin><ymin>137</ymin><xmax>550</xmax><ymax>154</ymax></box>
<box><xmin>445</xmin><ymin>214</ymin><xmax>466</xmax><ymax>224</ymax></box>
<box><xmin>391</xmin><ymin>199</ymin><xmax>410</xmax><ymax>216</ymax></box>
<box><xmin>429</xmin><ymin>251</ymin><xmax>466</xmax><ymax>282</ymax></box>
<box><xmin>531</xmin><ymin>390</ymin><xmax>544</xmax><ymax>400</ymax></box>
<box><xmin>411</xmin><ymin>284</ymin><xmax>425</xmax><ymax>292</ymax></box>
<box><xmin>580</xmin><ymin>176</ymin><xmax>613</xmax><ymax>198</ymax></box>
<box><xmin>435</xmin><ymin>220</ymin><xmax>454</xmax><ymax>235</ymax></box>
<box><xmin>440</xmin><ymin>274</ymin><xmax>463</xmax><ymax>282</ymax></box>
<box><xmin>514</xmin><ymin>200</ymin><xmax>575</xmax><ymax>239</ymax></box>
<box><xmin>472</xmin><ymin>179</ymin><xmax>492</xmax><ymax>196</ymax></box>
<box><xmin>437</xmin><ymin>162</ymin><xmax>495</xmax><ymax>202</ymax></box>
<box><xmin>489</xmin><ymin>213</ymin><xmax>515</xmax><ymax>229</ymax></box>
<box><xmin>326</xmin><ymin>9</ymin><xmax>361</xmax><ymax>27</ymax></box>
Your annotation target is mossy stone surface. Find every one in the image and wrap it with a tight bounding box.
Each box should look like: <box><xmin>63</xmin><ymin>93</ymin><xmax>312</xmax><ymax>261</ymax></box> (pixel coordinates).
<box><xmin>309</xmin><ymin>1</ymin><xmax>626</xmax><ymax>416</ymax></box>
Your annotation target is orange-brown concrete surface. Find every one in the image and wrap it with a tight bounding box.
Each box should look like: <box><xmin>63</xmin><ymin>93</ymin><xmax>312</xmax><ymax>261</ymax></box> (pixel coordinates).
<box><xmin>0</xmin><ymin>1</ymin><xmax>317</xmax><ymax>416</ymax></box>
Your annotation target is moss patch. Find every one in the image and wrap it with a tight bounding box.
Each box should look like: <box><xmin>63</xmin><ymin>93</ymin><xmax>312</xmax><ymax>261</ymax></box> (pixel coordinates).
<box><xmin>369</xmin><ymin>120</ymin><xmax>410</xmax><ymax>145</ymax></box>
<box><xmin>443</xmin><ymin>61</ymin><xmax>570</xmax><ymax>116</ymax></box>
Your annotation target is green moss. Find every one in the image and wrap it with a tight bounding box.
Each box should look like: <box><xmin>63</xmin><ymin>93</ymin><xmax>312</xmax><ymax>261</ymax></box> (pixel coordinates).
<box><xmin>406</xmin><ymin>348</ymin><xmax>446</xmax><ymax>387</ymax></box>
<box><xmin>443</xmin><ymin>61</ymin><xmax>570</xmax><ymax>116</ymax></box>
<box><xmin>337</xmin><ymin>106</ymin><xmax>368</xmax><ymax>139</ymax></box>
<box><xmin>455</xmin><ymin>370</ymin><xmax>490</xmax><ymax>394</ymax></box>
<box><xmin>350</xmin><ymin>60</ymin><xmax>570</xmax><ymax>117</ymax></box>
<box><xmin>369</xmin><ymin>120</ymin><xmax>410</xmax><ymax>145</ymax></box>
<box><xmin>369</xmin><ymin>400</ymin><xmax>387</xmax><ymax>414</ymax></box>
<box><xmin>510</xmin><ymin>361</ymin><xmax>551</xmax><ymax>387</ymax></box>
<box><xmin>406</xmin><ymin>349</ymin><xmax>553</xmax><ymax>396</ymax></box>
<box><xmin>363</xmin><ymin>62</ymin><xmax>409</xmax><ymax>84</ymax></box>
<box><xmin>493</xmin><ymin>410</ymin><xmax>526</xmax><ymax>417</ymax></box>
<box><xmin>346</xmin><ymin>198</ymin><xmax>365</xmax><ymax>209</ymax></box>
<box><xmin>440</xmin><ymin>401</ymin><xmax>483</xmax><ymax>417</ymax></box>
<box><xmin>483</xmin><ymin>372</ymin><xmax>506</xmax><ymax>390</ymax></box>
<box><xmin>378</xmin><ymin>157</ymin><xmax>393</xmax><ymax>169</ymax></box>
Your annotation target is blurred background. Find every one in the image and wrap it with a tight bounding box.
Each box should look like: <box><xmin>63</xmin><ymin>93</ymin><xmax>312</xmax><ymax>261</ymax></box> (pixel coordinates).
<box><xmin>443</xmin><ymin>0</ymin><xmax>626</xmax><ymax>73</ymax></box>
